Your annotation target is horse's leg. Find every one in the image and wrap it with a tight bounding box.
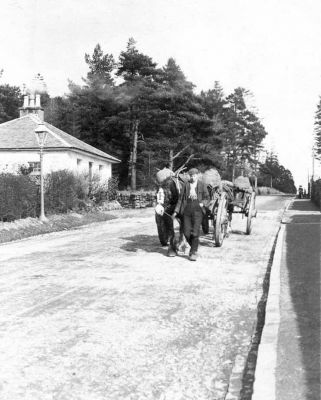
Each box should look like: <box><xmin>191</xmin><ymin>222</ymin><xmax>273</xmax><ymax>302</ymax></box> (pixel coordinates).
<box><xmin>164</xmin><ymin>213</ymin><xmax>177</xmax><ymax>257</ymax></box>
<box><xmin>226</xmin><ymin>204</ymin><xmax>233</xmax><ymax>236</ymax></box>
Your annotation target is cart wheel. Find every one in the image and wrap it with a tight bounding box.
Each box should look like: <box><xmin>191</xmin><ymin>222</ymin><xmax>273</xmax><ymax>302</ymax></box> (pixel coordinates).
<box><xmin>155</xmin><ymin>213</ymin><xmax>169</xmax><ymax>245</ymax></box>
<box><xmin>214</xmin><ymin>192</ymin><xmax>228</xmax><ymax>247</ymax></box>
<box><xmin>246</xmin><ymin>192</ymin><xmax>256</xmax><ymax>235</ymax></box>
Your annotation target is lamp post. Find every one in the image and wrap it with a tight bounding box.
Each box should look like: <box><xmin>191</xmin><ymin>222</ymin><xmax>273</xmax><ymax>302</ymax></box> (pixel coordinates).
<box><xmin>35</xmin><ymin>123</ymin><xmax>48</xmax><ymax>222</ymax></box>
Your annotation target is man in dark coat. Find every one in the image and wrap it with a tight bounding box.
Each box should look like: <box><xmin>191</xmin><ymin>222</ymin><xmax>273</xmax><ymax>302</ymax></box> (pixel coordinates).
<box><xmin>172</xmin><ymin>168</ymin><xmax>209</xmax><ymax>261</ymax></box>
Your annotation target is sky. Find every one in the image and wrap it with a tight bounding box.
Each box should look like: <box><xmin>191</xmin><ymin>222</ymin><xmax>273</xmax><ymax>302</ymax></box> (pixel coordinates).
<box><xmin>1</xmin><ymin>0</ymin><xmax>321</xmax><ymax>187</ymax></box>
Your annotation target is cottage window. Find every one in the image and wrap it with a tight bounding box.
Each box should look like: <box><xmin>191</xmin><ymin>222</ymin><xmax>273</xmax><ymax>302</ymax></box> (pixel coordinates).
<box><xmin>99</xmin><ymin>165</ymin><xmax>104</xmax><ymax>175</ymax></box>
<box><xmin>28</xmin><ymin>161</ymin><xmax>40</xmax><ymax>173</ymax></box>
<box><xmin>89</xmin><ymin>162</ymin><xmax>93</xmax><ymax>180</ymax></box>
<box><xmin>77</xmin><ymin>158</ymin><xmax>82</xmax><ymax>167</ymax></box>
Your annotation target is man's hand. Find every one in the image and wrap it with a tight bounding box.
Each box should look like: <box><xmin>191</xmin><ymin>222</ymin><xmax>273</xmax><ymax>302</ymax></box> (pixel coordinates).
<box><xmin>155</xmin><ymin>204</ymin><xmax>164</xmax><ymax>216</ymax></box>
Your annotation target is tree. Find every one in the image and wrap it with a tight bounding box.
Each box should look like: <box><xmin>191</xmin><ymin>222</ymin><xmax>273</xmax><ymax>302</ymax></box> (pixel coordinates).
<box><xmin>114</xmin><ymin>38</ymin><xmax>161</xmax><ymax>189</ymax></box>
<box><xmin>84</xmin><ymin>44</ymin><xmax>116</xmax><ymax>87</ymax></box>
<box><xmin>0</xmin><ymin>84</ymin><xmax>21</xmax><ymax>123</ymax></box>
<box><xmin>199</xmin><ymin>81</ymin><xmax>228</xmax><ymax>170</ymax></box>
<box><xmin>60</xmin><ymin>44</ymin><xmax>119</xmax><ymax>151</ymax></box>
<box><xmin>145</xmin><ymin>58</ymin><xmax>207</xmax><ymax>171</ymax></box>
<box><xmin>41</xmin><ymin>42</ymin><xmax>271</xmax><ymax>190</ymax></box>
<box><xmin>116</xmin><ymin>37</ymin><xmax>158</xmax><ymax>82</ymax></box>
<box><xmin>259</xmin><ymin>152</ymin><xmax>296</xmax><ymax>193</ymax></box>
<box><xmin>220</xmin><ymin>87</ymin><xmax>267</xmax><ymax>180</ymax></box>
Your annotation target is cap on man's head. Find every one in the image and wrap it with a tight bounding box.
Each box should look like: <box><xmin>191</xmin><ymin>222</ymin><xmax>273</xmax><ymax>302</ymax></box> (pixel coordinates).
<box><xmin>188</xmin><ymin>168</ymin><xmax>199</xmax><ymax>175</ymax></box>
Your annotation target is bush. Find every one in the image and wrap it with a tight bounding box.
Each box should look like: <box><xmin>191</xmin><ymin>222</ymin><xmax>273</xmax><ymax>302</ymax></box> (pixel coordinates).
<box><xmin>45</xmin><ymin>170</ymin><xmax>88</xmax><ymax>213</ymax></box>
<box><xmin>0</xmin><ymin>173</ymin><xmax>38</xmax><ymax>221</ymax></box>
<box><xmin>0</xmin><ymin>170</ymin><xmax>120</xmax><ymax>220</ymax></box>
<box><xmin>106</xmin><ymin>176</ymin><xmax>119</xmax><ymax>201</ymax></box>
<box><xmin>45</xmin><ymin>170</ymin><xmax>119</xmax><ymax>212</ymax></box>
<box><xmin>89</xmin><ymin>175</ymin><xmax>119</xmax><ymax>203</ymax></box>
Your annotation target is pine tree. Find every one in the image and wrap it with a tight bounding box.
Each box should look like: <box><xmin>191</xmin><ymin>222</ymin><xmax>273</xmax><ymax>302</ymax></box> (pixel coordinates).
<box><xmin>0</xmin><ymin>84</ymin><xmax>21</xmax><ymax>123</ymax></box>
<box><xmin>220</xmin><ymin>87</ymin><xmax>267</xmax><ymax>180</ymax></box>
<box><xmin>114</xmin><ymin>38</ymin><xmax>161</xmax><ymax>189</ymax></box>
<box><xmin>84</xmin><ymin>44</ymin><xmax>116</xmax><ymax>87</ymax></box>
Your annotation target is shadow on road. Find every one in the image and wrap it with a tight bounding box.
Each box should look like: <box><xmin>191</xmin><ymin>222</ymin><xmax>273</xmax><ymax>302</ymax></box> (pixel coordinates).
<box><xmin>120</xmin><ymin>234</ymin><xmax>167</xmax><ymax>255</ymax></box>
<box><xmin>231</xmin><ymin>229</ymin><xmax>247</xmax><ymax>236</ymax></box>
<box><xmin>280</xmin><ymin>200</ymin><xmax>320</xmax><ymax>400</ymax></box>
<box><xmin>289</xmin><ymin>199</ymin><xmax>319</xmax><ymax>212</ymax></box>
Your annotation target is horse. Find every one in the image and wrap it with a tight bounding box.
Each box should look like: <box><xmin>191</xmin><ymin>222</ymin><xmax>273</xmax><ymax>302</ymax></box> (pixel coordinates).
<box><xmin>155</xmin><ymin>167</ymin><xmax>188</xmax><ymax>255</ymax></box>
<box><xmin>155</xmin><ymin>167</ymin><xmax>224</xmax><ymax>254</ymax></box>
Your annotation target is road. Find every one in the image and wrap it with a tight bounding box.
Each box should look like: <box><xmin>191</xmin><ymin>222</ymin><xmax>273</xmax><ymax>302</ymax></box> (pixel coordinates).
<box><xmin>0</xmin><ymin>195</ymin><xmax>291</xmax><ymax>400</ymax></box>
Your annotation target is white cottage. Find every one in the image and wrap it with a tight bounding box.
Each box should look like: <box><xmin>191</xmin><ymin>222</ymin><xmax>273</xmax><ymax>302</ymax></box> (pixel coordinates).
<box><xmin>0</xmin><ymin>94</ymin><xmax>120</xmax><ymax>179</ymax></box>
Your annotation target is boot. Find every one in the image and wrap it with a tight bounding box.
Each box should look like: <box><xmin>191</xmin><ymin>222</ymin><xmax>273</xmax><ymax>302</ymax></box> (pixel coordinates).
<box><xmin>167</xmin><ymin>247</ymin><xmax>177</xmax><ymax>257</ymax></box>
<box><xmin>188</xmin><ymin>253</ymin><xmax>197</xmax><ymax>261</ymax></box>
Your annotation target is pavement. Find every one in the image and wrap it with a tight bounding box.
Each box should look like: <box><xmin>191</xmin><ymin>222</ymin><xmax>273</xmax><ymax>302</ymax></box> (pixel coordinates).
<box><xmin>253</xmin><ymin>199</ymin><xmax>321</xmax><ymax>400</ymax></box>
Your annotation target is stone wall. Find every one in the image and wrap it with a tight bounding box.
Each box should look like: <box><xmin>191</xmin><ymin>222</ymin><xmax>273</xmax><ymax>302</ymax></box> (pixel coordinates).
<box><xmin>117</xmin><ymin>191</ymin><xmax>156</xmax><ymax>209</ymax></box>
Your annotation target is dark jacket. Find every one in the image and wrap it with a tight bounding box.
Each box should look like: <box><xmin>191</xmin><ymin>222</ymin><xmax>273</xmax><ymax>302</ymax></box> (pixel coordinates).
<box><xmin>174</xmin><ymin>180</ymin><xmax>209</xmax><ymax>215</ymax></box>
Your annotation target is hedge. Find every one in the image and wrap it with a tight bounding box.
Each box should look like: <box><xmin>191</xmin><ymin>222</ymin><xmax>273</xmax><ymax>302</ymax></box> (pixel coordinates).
<box><xmin>0</xmin><ymin>173</ymin><xmax>38</xmax><ymax>221</ymax></box>
<box><xmin>0</xmin><ymin>170</ymin><xmax>121</xmax><ymax>221</ymax></box>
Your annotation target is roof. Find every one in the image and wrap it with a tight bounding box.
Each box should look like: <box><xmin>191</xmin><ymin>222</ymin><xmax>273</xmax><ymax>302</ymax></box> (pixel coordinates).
<box><xmin>0</xmin><ymin>114</ymin><xmax>120</xmax><ymax>163</ymax></box>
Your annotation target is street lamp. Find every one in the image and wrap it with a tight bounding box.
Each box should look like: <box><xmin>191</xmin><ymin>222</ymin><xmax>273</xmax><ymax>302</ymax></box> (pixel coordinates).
<box><xmin>35</xmin><ymin>123</ymin><xmax>48</xmax><ymax>222</ymax></box>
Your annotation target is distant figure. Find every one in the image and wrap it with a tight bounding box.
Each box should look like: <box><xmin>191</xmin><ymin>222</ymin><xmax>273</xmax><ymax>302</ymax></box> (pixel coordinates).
<box><xmin>298</xmin><ymin>185</ymin><xmax>303</xmax><ymax>199</ymax></box>
<box><xmin>303</xmin><ymin>189</ymin><xmax>307</xmax><ymax>198</ymax></box>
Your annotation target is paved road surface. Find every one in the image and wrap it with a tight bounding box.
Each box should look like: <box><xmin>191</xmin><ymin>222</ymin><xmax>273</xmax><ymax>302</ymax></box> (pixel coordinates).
<box><xmin>0</xmin><ymin>195</ymin><xmax>290</xmax><ymax>400</ymax></box>
<box><xmin>253</xmin><ymin>199</ymin><xmax>320</xmax><ymax>400</ymax></box>
<box><xmin>277</xmin><ymin>200</ymin><xmax>320</xmax><ymax>400</ymax></box>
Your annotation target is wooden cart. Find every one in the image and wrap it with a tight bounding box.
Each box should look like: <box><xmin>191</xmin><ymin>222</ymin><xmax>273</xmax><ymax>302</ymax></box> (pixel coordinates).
<box><xmin>230</xmin><ymin>186</ymin><xmax>257</xmax><ymax>235</ymax></box>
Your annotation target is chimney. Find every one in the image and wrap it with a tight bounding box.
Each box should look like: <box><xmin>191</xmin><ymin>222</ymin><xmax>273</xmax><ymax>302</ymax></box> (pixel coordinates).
<box><xmin>19</xmin><ymin>94</ymin><xmax>44</xmax><ymax>121</ymax></box>
<box><xmin>35</xmin><ymin>94</ymin><xmax>41</xmax><ymax>107</ymax></box>
<box><xmin>23</xmin><ymin>95</ymin><xmax>28</xmax><ymax>108</ymax></box>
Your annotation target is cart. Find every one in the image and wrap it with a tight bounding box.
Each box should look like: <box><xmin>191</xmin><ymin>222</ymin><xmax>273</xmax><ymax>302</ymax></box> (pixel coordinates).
<box><xmin>203</xmin><ymin>184</ymin><xmax>230</xmax><ymax>247</ymax></box>
<box><xmin>230</xmin><ymin>186</ymin><xmax>257</xmax><ymax>235</ymax></box>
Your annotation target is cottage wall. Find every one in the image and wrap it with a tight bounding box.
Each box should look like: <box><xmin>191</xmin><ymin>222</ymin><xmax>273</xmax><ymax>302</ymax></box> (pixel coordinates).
<box><xmin>0</xmin><ymin>150</ymin><xmax>112</xmax><ymax>181</ymax></box>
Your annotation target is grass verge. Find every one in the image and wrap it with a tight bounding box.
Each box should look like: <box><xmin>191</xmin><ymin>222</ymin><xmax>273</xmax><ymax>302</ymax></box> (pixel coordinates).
<box><xmin>0</xmin><ymin>212</ymin><xmax>118</xmax><ymax>244</ymax></box>
<box><xmin>0</xmin><ymin>207</ymin><xmax>155</xmax><ymax>245</ymax></box>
